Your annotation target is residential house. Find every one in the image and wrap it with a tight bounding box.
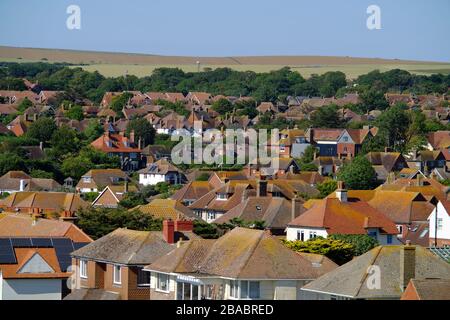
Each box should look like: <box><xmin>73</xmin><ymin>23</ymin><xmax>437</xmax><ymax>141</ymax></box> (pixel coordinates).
<box><xmin>76</xmin><ymin>169</ymin><xmax>130</xmax><ymax>193</ymax></box>
<box><xmin>406</xmin><ymin>150</ymin><xmax>446</xmax><ymax>174</ymax></box>
<box><xmin>144</xmin><ymin>227</ymin><xmax>337</xmax><ymax>300</ymax></box>
<box><xmin>138</xmin><ymin>159</ymin><xmax>186</xmax><ymax>186</ymax></box>
<box><xmin>67</xmin><ymin>222</ymin><xmax>199</xmax><ymax>300</ymax></box>
<box><xmin>91</xmin><ymin>185</ymin><xmax>128</xmax><ymax>209</ymax></box>
<box><xmin>0</xmin><ymin>192</ymin><xmax>89</xmax><ymax>219</ymax></box>
<box><xmin>313</xmin><ymin>156</ymin><xmax>348</xmax><ymax>176</ymax></box>
<box><xmin>187</xmin><ymin>92</ymin><xmax>212</xmax><ymax>105</ymax></box>
<box><xmin>0</xmin><ymin>171</ymin><xmax>61</xmax><ymax>194</ymax></box>
<box><xmin>401</xmin><ymin>279</ymin><xmax>450</xmax><ymax>300</ymax></box>
<box><xmin>90</xmin><ymin>131</ymin><xmax>144</xmax><ymax>171</ymax></box>
<box><xmin>214</xmin><ymin>196</ymin><xmax>304</xmax><ymax>235</ymax></box>
<box><xmin>133</xmin><ymin>199</ymin><xmax>197</xmax><ymax>221</ymax></box>
<box><xmin>0</xmin><ymin>213</ymin><xmax>92</xmax><ymax>243</ymax></box>
<box><xmin>427</xmin><ymin>200</ymin><xmax>450</xmax><ymax>247</ymax></box>
<box><xmin>301</xmin><ymin>244</ymin><xmax>450</xmax><ymax>299</ymax></box>
<box><xmin>365</xmin><ymin>151</ymin><xmax>408</xmax><ymax>182</ymax></box>
<box><xmin>171</xmin><ymin>181</ymin><xmax>214</xmax><ymax>206</ymax></box>
<box><xmin>286</xmin><ymin>183</ymin><xmax>400</xmax><ymax>244</ymax></box>
<box><xmin>0</xmin><ymin>236</ymin><xmax>89</xmax><ymax>300</ymax></box>
<box><xmin>277</xmin><ymin>128</ymin><xmax>310</xmax><ymax>158</ymax></box>
<box><xmin>141</xmin><ymin>145</ymin><xmax>171</xmax><ymax>164</ymax></box>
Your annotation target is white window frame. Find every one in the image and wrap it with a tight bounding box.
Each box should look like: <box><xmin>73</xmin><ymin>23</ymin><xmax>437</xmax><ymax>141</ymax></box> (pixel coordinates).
<box><xmin>207</xmin><ymin>212</ymin><xmax>215</xmax><ymax>221</ymax></box>
<box><xmin>229</xmin><ymin>280</ymin><xmax>260</xmax><ymax>300</ymax></box>
<box><xmin>113</xmin><ymin>265</ymin><xmax>122</xmax><ymax>285</ymax></box>
<box><xmin>79</xmin><ymin>259</ymin><xmax>87</xmax><ymax>279</ymax></box>
<box><xmin>156</xmin><ymin>273</ymin><xmax>170</xmax><ymax>293</ymax></box>
<box><xmin>437</xmin><ymin>218</ymin><xmax>443</xmax><ymax>230</ymax></box>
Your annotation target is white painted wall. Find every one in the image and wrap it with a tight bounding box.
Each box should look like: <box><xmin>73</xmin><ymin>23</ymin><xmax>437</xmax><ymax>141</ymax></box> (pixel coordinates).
<box><xmin>428</xmin><ymin>201</ymin><xmax>450</xmax><ymax>241</ymax></box>
<box><xmin>1</xmin><ymin>278</ymin><xmax>62</xmax><ymax>300</ymax></box>
<box><xmin>139</xmin><ymin>173</ymin><xmax>166</xmax><ymax>186</ymax></box>
<box><xmin>286</xmin><ymin>227</ymin><xmax>328</xmax><ymax>241</ymax></box>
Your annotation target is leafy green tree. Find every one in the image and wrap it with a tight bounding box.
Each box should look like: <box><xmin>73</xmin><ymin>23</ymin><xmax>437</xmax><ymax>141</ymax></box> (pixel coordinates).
<box><xmin>358</xmin><ymin>88</ymin><xmax>389</xmax><ymax>112</ymax></box>
<box><xmin>328</xmin><ymin>234</ymin><xmax>379</xmax><ymax>256</ymax></box>
<box><xmin>110</xmin><ymin>92</ymin><xmax>133</xmax><ymax>114</ymax></box>
<box><xmin>17</xmin><ymin>97</ymin><xmax>33</xmax><ymax>112</ymax></box>
<box><xmin>211</xmin><ymin>98</ymin><xmax>234</xmax><ymax>115</ymax></box>
<box><xmin>0</xmin><ymin>152</ymin><xmax>26</xmax><ymax>176</ymax></box>
<box><xmin>126</xmin><ymin>118</ymin><xmax>155</xmax><ymax>146</ymax></box>
<box><xmin>65</xmin><ymin>105</ymin><xmax>84</xmax><ymax>121</ymax></box>
<box><xmin>26</xmin><ymin>117</ymin><xmax>57</xmax><ymax>142</ymax></box>
<box><xmin>195</xmin><ymin>172</ymin><xmax>210</xmax><ymax>181</ymax></box>
<box><xmin>317</xmin><ymin>180</ymin><xmax>337</xmax><ymax>198</ymax></box>
<box><xmin>310</xmin><ymin>104</ymin><xmax>343</xmax><ymax>128</ymax></box>
<box><xmin>83</xmin><ymin>119</ymin><xmax>104</xmax><ymax>142</ymax></box>
<box><xmin>118</xmin><ymin>192</ymin><xmax>148</xmax><ymax>209</ymax></box>
<box><xmin>76</xmin><ymin>207</ymin><xmax>163</xmax><ymax>240</ymax></box>
<box><xmin>361</xmin><ymin>135</ymin><xmax>387</xmax><ymax>154</ymax></box>
<box><xmin>49</xmin><ymin>125</ymin><xmax>81</xmax><ymax>158</ymax></box>
<box><xmin>30</xmin><ymin>169</ymin><xmax>54</xmax><ymax>179</ymax></box>
<box><xmin>376</xmin><ymin>104</ymin><xmax>409</xmax><ymax>151</ymax></box>
<box><xmin>300</xmin><ymin>163</ymin><xmax>318</xmax><ymax>172</ymax></box>
<box><xmin>300</xmin><ymin>145</ymin><xmax>318</xmax><ymax>164</ymax></box>
<box><xmin>282</xmin><ymin>237</ymin><xmax>355</xmax><ymax>265</ymax></box>
<box><xmin>61</xmin><ymin>156</ymin><xmax>93</xmax><ymax>180</ymax></box>
<box><xmin>337</xmin><ymin>156</ymin><xmax>377</xmax><ymax>189</ymax></box>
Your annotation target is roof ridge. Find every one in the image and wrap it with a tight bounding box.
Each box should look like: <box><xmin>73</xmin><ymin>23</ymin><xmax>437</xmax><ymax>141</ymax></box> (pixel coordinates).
<box><xmin>236</xmin><ymin>229</ymin><xmax>266</xmax><ymax>279</ymax></box>
<box><xmin>354</xmin><ymin>246</ymin><xmax>383</xmax><ymax>298</ymax></box>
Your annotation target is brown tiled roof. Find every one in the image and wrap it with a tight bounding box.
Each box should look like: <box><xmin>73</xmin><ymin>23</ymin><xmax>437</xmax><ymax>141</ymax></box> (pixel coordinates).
<box><xmin>427</xmin><ymin>131</ymin><xmax>450</xmax><ymax>149</ymax></box>
<box><xmin>402</xmin><ymin>279</ymin><xmax>450</xmax><ymax>300</ymax></box>
<box><xmin>72</xmin><ymin>228</ymin><xmax>196</xmax><ymax>265</ymax></box>
<box><xmin>214</xmin><ymin>196</ymin><xmax>304</xmax><ymax>229</ymax></box>
<box><xmin>138</xmin><ymin>158</ymin><xmax>182</xmax><ymax>175</ymax></box>
<box><xmin>0</xmin><ymin>213</ymin><xmax>92</xmax><ymax>242</ymax></box>
<box><xmin>367</xmin><ymin>190</ymin><xmax>433</xmax><ymax>223</ymax></box>
<box><xmin>146</xmin><ymin>227</ymin><xmax>337</xmax><ymax>279</ymax></box>
<box><xmin>365</xmin><ymin>152</ymin><xmax>404</xmax><ymax>171</ymax></box>
<box><xmin>189</xmin><ymin>182</ymin><xmax>251</xmax><ymax>212</ymax></box>
<box><xmin>91</xmin><ymin>133</ymin><xmax>141</xmax><ymax>153</ymax></box>
<box><xmin>288</xmin><ymin>198</ymin><xmax>399</xmax><ymax>235</ymax></box>
<box><xmin>76</xmin><ymin>169</ymin><xmax>129</xmax><ymax>190</ymax></box>
<box><xmin>303</xmin><ymin>245</ymin><xmax>450</xmax><ymax>299</ymax></box>
<box><xmin>134</xmin><ymin>199</ymin><xmax>197</xmax><ymax>220</ymax></box>
<box><xmin>0</xmin><ymin>192</ymin><xmax>89</xmax><ymax>214</ymax></box>
<box><xmin>171</xmin><ymin>181</ymin><xmax>213</xmax><ymax>202</ymax></box>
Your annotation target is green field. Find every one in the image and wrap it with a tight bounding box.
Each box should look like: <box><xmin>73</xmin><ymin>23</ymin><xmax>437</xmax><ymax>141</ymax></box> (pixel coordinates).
<box><xmin>1</xmin><ymin>46</ymin><xmax>449</xmax><ymax>79</ymax></box>
<box><xmin>74</xmin><ymin>63</ymin><xmax>450</xmax><ymax>78</ymax></box>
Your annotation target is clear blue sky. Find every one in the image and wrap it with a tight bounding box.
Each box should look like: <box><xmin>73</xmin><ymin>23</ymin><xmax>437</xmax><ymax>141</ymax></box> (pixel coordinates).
<box><xmin>0</xmin><ymin>0</ymin><xmax>449</xmax><ymax>62</ymax></box>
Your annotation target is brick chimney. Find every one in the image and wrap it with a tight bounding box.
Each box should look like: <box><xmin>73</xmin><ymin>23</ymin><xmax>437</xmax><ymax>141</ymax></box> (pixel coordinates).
<box><xmin>400</xmin><ymin>242</ymin><xmax>416</xmax><ymax>291</ymax></box>
<box><xmin>256</xmin><ymin>178</ymin><xmax>268</xmax><ymax>197</ymax></box>
<box><xmin>174</xmin><ymin>220</ymin><xmax>194</xmax><ymax>232</ymax></box>
<box><xmin>336</xmin><ymin>181</ymin><xmax>347</xmax><ymax>203</ymax></box>
<box><xmin>163</xmin><ymin>220</ymin><xmax>175</xmax><ymax>244</ymax></box>
<box><xmin>291</xmin><ymin>194</ymin><xmax>302</xmax><ymax>221</ymax></box>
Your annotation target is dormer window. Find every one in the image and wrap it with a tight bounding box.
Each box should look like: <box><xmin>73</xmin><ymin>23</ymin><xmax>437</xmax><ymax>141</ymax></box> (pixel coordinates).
<box><xmin>82</xmin><ymin>177</ymin><xmax>91</xmax><ymax>183</ymax></box>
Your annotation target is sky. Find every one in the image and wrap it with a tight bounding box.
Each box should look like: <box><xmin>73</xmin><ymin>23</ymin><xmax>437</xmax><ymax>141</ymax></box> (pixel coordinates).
<box><xmin>0</xmin><ymin>0</ymin><xmax>449</xmax><ymax>62</ymax></box>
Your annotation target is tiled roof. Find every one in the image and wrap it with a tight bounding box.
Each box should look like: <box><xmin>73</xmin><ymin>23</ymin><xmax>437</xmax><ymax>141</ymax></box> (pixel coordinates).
<box><xmin>302</xmin><ymin>245</ymin><xmax>450</xmax><ymax>299</ymax></box>
<box><xmin>402</xmin><ymin>279</ymin><xmax>450</xmax><ymax>300</ymax></box>
<box><xmin>91</xmin><ymin>133</ymin><xmax>141</xmax><ymax>153</ymax></box>
<box><xmin>214</xmin><ymin>196</ymin><xmax>304</xmax><ymax>229</ymax></box>
<box><xmin>146</xmin><ymin>227</ymin><xmax>337</xmax><ymax>279</ymax></box>
<box><xmin>171</xmin><ymin>181</ymin><xmax>214</xmax><ymax>202</ymax></box>
<box><xmin>0</xmin><ymin>213</ymin><xmax>92</xmax><ymax>242</ymax></box>
<box><xmin>134</xmin><ymin>199</ymin><xmax>197</xmax><ymax>220</ymax></box>
<box><xmin>288</xmin><ymin>198</ymin><xmax>399</xmax><ymax>235</ymax></box>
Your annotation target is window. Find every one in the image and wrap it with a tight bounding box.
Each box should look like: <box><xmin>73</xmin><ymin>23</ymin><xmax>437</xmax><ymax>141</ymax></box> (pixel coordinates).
<box><xmin>387</xmin><ymin>235</ymin><xmax>393</xmax><ymax>244</ymax></box>
<box><xmin>204</xmin><ymin>285</ymin><xmax>214</xmax><ymax>299</ymax></box>
<box><xmin>309</xmin><ymin>231</ymin><xmax>317</xmax><ymax>240</ymax></box>
<box><xmin>297</xmin><ymin>230</ymin><xmax>305</xmax><ymax>241</ymax></box>
<box><xmin>207</xmin><ymin>212</ymin><xmax>215</xmax><ymax>221</ymax></box>
<box><xmin>437</xmin><ymin>218</ymin><xmax>443</xmax><ymax>231</ymax></box>
<box><xmin>216</xmin><ymin>193</ymin><xmax>227</xmax><ymax>200</ymax></box>
<box><xmin>156</xmin><ymin>273</ymin><xmax>169</xmax><ymax>292</ymax></box>
<box><xmin>230</xmin><ymin>280</ymin><xmax>260</xmax><ymax>299</ymax></box>
<box><xmin>113</xmin><ymin>265</ymin><xmax>121</xmax><ymax>285</ymax></box>
<box><xmin>397</xmin><ymin>225</ymin><xmax>403</xmax><ymax>235</ymax></box>
<box><xmin>230</xmin><ymin>280</ymin><xmax>239</xmax><ymax>299</ymax></box>
<box><xmin>137</xmin><ymin>267</ymin><xmax>151</xmax><ymax>287</ymax></box>
<box><xmin>79</xmin><ymin>260</ymin><xmax>87</xmax><ymax>279</ymax></box>
<box><xmin>343</xmin><ymin>136</ymin><xmax>349</xmax><ymax>142</ymax></box>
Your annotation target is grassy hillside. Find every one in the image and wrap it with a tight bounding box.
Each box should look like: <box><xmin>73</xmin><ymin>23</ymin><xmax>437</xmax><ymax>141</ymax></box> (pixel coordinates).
<box><xmin>1</xmin><ymin>46</ymin><xmax>449</xmax><ymax>79</ymax></box>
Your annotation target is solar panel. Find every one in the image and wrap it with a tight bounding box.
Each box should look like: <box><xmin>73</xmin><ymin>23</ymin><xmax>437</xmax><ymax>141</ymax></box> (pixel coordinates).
<box><xmin>11</xmin><ymin>238</ymin><xmax>32</xmax><ymax>247</ymax></box>
<box><xmin>31</xmin><ymin>238</ymin><xmax>53</xmax><ymax>247</ymax></box>
<box><xmin>0</xmin><ymin>239</ymin><xmax>16</xmax><ymax>264</ymax></box>
<box><xmin>51</xmin><ymin>238</ymin><xmax>73</xmax><ymax>247</ymax></box>
<box><xmin>73</xmin><ymin>242</ymin><xmax>90</xmax><ymax>250</ymax></box>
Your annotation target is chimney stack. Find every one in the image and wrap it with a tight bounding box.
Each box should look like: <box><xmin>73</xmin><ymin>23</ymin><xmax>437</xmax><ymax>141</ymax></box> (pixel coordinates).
<box><xmin>291</xmin><ymin>194</ymin><xmax>302</xmax><ymax>221</ymax></box>
<box><xmin>163</xmin><ymin>220</ymin><xmax>175</xmax><ymax>244</ymax></box>
<box><xmin>174</xmin><ymin>220</ymin><xmax>194</xmax><ymax>232</ymax></box>
<box><xmin>336</xmin><ymin>181</ymin><xmax>348</xmax><ymax>203</ymax></box>
<box><xmin>256</xmin><ymin>178</ymin><xmax>268</xmax><ymax>197</ymax></box>
<box><xmin>400</xmin><ymin>243</ymin><xmax>416</xmax><ymax>292</ymax></box>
